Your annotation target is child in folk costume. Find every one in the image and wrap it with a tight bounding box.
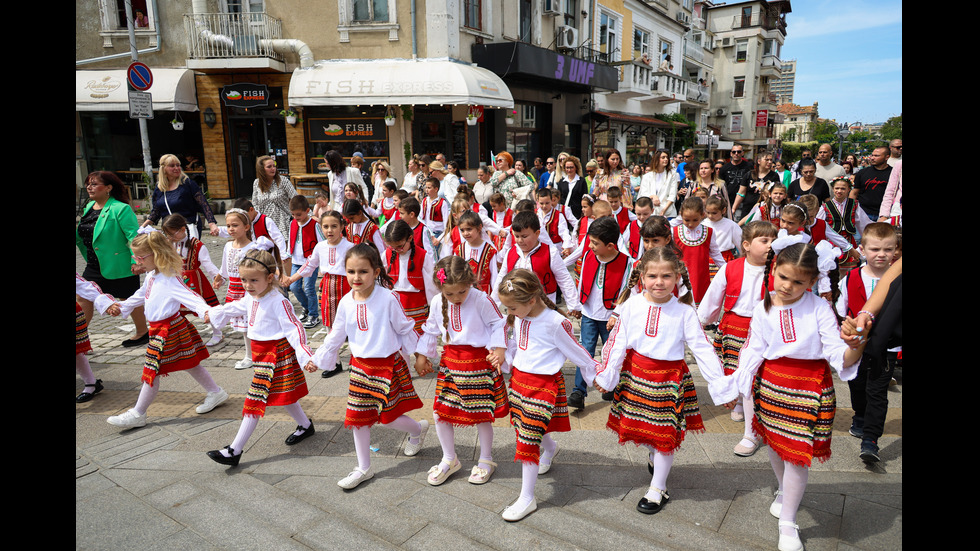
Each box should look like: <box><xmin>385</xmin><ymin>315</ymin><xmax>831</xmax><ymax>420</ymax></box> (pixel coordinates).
<box><xmin>384</xmin><ymin>220</ymin><xmax>438</xmax><ymax>335</ymax></box>
<box><xmin>375</xmin><ymin>180</ymin><xmax>399</xmax><ymax>226</ymax></box>
<box><xmin>444</xmin><ymin>211</ymin><xmax>499</xmax><ymax>294</ymax></box>
<box><xmin>496</xmin><ymin>200</ymin><xmax>557</xmax><ymax>266</ymax></box>
<box><xmin>698</xmin><ymin>221</ymin><xmax>778</xmax><ymax>455</ymax></box>
<box><xmin>232</xmin><ymin>198</ymin><xmax>289</xmax><ymax>261</ymax></box>
<box><xmin>703</xmin><ymin>196</ymin><xmax>742</xmax><ymax>279</ymax></box>
<box><xmin>567</xmin><ymin>217</ymin><xmax>633</xmax><ymax>411</ymax></box>
<box><xmin>607</xmin><ymin>186</ymin><xmax>637</xmax><ymax>237</ymax></box>
<box><xmin>535</xmin><ymin>187</ymin><xmax>574</xmax><ymax>256</ymax></box>
<box><xmin>606</xmin><ymin>215</ymin><xmax>682</xmax><ymax>325</ymax></box>
<box><xmin>342</xmin><ymin>199</ymin><xmax>387</xmax><ymax>254</ymax></box>
<box><xmin>204</xmin><ymin>249</ymin><xmax>317</xmax><ymax>466</ymax></box>
<box><xmin>105</xmin><ymin>229</ymin><xmax>229</xmax><ymax>428</ymax></box>
<box><xmin>307</xmin><ymin>244</ymin><xmax>429</xmax><ymax>490</ymax></box>
<box><xmin>287</xmin><ymin>195</ymin><xmax>323</xmax><ymax>329</ymax></box>
<box><xmin>822</xmin><ymin>177</ymin><xmax>859</xmax><ymax>249</ymax></box>
<box><xmin>489</xmin><ymin>269</ymin><xmax>601</xmax><ymax>522</ymax></box>
<box><xmin>618</xmin><ymin>196</ymin><xmax>654</xmax><ymax>262</ymax></box>
<box><xmin>414</xmin><ymin>256</ymin><xmax>509</xmax><ymax>485</ymax></box>
<box><xmin>420</xmin><ymin>176</ymin><xmax>450</xmax><ymax>240</ymax></box>
<box><xmin>779</xmin><ymin>202</ymin><xmax>848</xmax><ymax>302</ymax></box>
<box><xmin>741</xmin><ymin>183</ymin><xmax>788</xmax><ymax>226</ymax></box>
<box><xmin>344</xmin><ymin>181</ymin><xmax>380</xmax><ymax>220</ymax></box>
<box><xmin>282</xmin><ymin>211</ymin><xmax>354</xmax><ymax>377</ymax></box>
<box><xmin>393</xmin><ymin>197</ymin><xmax>436</xmax><ymax>257</ymax></box>
<box><xmin>563</xmin><ymin>198</ymin><xmax>611</xmax><ymax>282</ymax></box>
<box><xmin>487</xmin><ymin>192</ymin><xmax>513</xmax><ymax>259</ymax></box>
<box><xmin>673</xmin><ymin>197</ymin><xmax>728</xmax><ymax>306</ymax></box>
<box><xmin>797</xmin><ymin>195</ymin><xmax>859</xmax><ymax>262</ymax></box>
<box><xmin>733</xmin><ymin>238</ymin><xmax>863</xmax><ymax>551</ymax></box>
<box><xmin>75</xmin><ymin>274</ymin><xmax>115</xmax><ymax>402</ymax></box>
<box><xmin>161</xmin><ymin>214</ymin><xmax>223</xmax><ymax>346</ymax></box>
<box><xmin>437</xmin><ymin>196</ymin><xmax>476</xmax><ymax>260</ymax></box>
<box><xmin>593</xmin><ymin>247</ymin><xmax>737</xmax><ymax>516</ymax></box>
<box><xmin>216</xmin><ymin>209</ymin><xmax>280</xmax><ymax>370</ymax></box>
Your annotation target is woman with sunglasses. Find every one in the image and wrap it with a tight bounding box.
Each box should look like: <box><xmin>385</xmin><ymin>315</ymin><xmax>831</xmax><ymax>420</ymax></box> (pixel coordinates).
<box><xmin>489</xmin><ymin>152</ymin><xmax>533</xmax><ymax>206</ymax></box>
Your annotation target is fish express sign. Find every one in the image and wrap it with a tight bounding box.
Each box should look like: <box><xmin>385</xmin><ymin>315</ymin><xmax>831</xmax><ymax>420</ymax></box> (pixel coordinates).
<box><xmin>221</xmin><ymin>83</ymin><xmax>270</xmax><ymax>107</ymax></box>
<box><xmin>309</xmin><ymin>118</ymin><xmax>387</xmax><ymax>142</ymax></box>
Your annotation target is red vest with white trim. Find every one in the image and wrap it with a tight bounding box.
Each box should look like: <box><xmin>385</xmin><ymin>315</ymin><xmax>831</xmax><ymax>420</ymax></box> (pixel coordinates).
<box><xmin>506</xmin><ymin>245</ymin><xmax>557</xmax><ymax>294</ymax></box>
<box><xmin>252</xmin><ymin>214</ymin><xmax>269</xmax><ymax>240</ymax></box>
<box><xmin>579</xmin><ymin>250</ymin><xmax>629</xmax><ymax>310</ymax></box>
<box><xmin>844</xmin><ymin>266</ymin><xmax>869</xmax><ymax>319</ymax></box>
<box><xmin>541</xmin><ymin>208</ymin><xmax>563</xmax><ymax>246</ymax></box>
<box><xmin>386</xmin><ymin>244</ymin><xmax>427</xmax><ymax>292</ymax></box>
<box><xmin>615</xmin><ymin>207</ymin><xmax>631</xmax><ymax>233</ymax></box>
<box><xmin>288</xmin><ymin>218</ymin><xmax>319</xmax><ymax>257</ymax></box>
<box><xmin>623</xmin><ymin>219</ymin><xmax>641</xmax><ymax>259</ymax></box>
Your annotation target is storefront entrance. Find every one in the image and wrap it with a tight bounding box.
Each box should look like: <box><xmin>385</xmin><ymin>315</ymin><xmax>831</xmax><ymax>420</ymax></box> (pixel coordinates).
<box><xmin>226</xmin><ymin>88</ymin><xmax>288</xmax><ymax>198</ymax></box>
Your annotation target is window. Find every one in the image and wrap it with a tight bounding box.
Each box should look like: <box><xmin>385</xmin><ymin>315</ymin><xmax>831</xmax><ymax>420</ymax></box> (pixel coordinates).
<box><xmin>599</xmin><ymin>12</ymin><xmax>620</xmax><ymax>62</ymax></box>
<box><xmin>734</xmin><ymin>77</ymin><xmax>745</xmax><ymax>98</ymax></box>
<box><xmin>338</xmin><ymin>0</ymin><xmax>399</xmax><ymax>41</ymax></box>
<box><xmin>736</xmin><ymin>40</ymin><xmax>748</xmax><ymax>62</ymax></box>
<box><xmin>763</xmin><ymin>38</ymin><xmax>780</xmax><ymax>58</ymax></box>
<box><xmin>658</xmin><ymin>39</ymin><xmax>673</xmax><ymax>67</ymax></box>
<box><xmin>96</xmin><ymin>0</ymin><xmax>158</xmax><ymax>46</ymax></box>
<box><xmin>633</xmin><ymin>28</ymin><xmax>650</xmax><ymax>61</ymax></box>
<box><xmin>353</xmin><ymin>0</ymin><xmax>388</xmax><ymax>21</ymax></box>
<box><xmin>563</xmin><ymin>0</ymin><xmax>577</xmax><ymax>28</ymax></box>
<box><xmin>519</xmin><ymin>0</ymin><xmax>533</xmax><ymax>42</ymax></box>
<box><xmin>731</xmin><ymin>113</ymin><xmax>743</xmax><ymax>134</ymax></box>
<box><xmin>463</xmin><ymin>0</ymin><xmax>481</xmax><ymax>30</ymax></box>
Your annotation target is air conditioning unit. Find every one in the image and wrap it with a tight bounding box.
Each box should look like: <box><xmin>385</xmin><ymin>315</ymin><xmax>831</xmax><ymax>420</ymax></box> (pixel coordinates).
<box><xmin>714</xmin><ymin>107</ymin><xmax>729</xmax><ymax>117</ymax></box>
<box><xmin>544</xmin><ymin>0</ymin><xmax>561</xmax><ymax>16</ymax></box>
<box><xmin>557</xmin><ymin>26</ymin><xmax>578</xmax><ymax>50</ymax></box>
<box><xmin>720</xmin><ymin>36</ymin><xmax>733</xmax><ymax>47</ymax></box>
<box><xmin>675</xmin><ymin>12</ymin><xmax>691</xmax><ymax>24</ymax></box>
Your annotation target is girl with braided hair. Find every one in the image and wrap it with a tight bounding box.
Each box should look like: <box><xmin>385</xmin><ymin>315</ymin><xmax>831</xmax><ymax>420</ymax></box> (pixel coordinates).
<box><xmin>414</xmin><ymin>256</ymin><xmax>509</xmax><ymax>486</ymax></box>
<box><xmin>594</xmin><ymin>247</ymin><xmax>737</xmax><ymax>517</ymax></box>
<box><xmin>384</xmin><ymin>220</ymin><xmax>437</xmax><ymax>335</ymax></box>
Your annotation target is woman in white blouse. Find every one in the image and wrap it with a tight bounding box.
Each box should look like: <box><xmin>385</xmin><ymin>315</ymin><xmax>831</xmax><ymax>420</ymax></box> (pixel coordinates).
<box><xmin>324</xmin><ymin>150</ymin><xmax>369</xmax><ymax>211</ymax></box>
<box><xmin>638</xmin><ymin>149</ymin><xmax>679</xmax><ymax>217</ymax></box>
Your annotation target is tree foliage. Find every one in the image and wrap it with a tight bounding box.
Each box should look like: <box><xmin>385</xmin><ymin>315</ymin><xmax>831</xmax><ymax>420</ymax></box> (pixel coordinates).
<box><xmin>879</xmin><ymin>115</ymin><xmax>902</xmax><ymax>141</ymax></box>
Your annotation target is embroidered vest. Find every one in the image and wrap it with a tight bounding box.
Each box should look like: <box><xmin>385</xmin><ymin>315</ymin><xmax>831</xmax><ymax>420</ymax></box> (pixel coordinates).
<box><xmin>579</xmin><ymin>250</ymin><xmax>629</xmax><ymax>310</ymax></box>
<box><xmin>288</xmin><ymin>218</ymin><xmax>319</xmax><ymax>257</ymax></box>
<box><xmin>506</xmin><ymin>245</ymin><xmax>557</xmax><ymax>294</ymax></box>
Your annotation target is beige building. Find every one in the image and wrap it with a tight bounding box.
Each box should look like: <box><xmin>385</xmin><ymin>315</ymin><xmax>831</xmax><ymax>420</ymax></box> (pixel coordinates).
<box><xmin>704</xmin><ymin>0</ymin><xmax>790</xmax><ymax>156</ymax></box>
<box><xmin>774</xmin><ymin>101</ymin><xmax>818</xmax><ymax>143</ymax></box>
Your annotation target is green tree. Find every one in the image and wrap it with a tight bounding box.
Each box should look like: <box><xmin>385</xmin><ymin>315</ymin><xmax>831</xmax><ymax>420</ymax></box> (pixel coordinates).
<box><xmin>879</xmin><ymin>115</ymin><xmax>902</xmax><ymax>141</ymax></box>
<box><xmin>780</xmin><ymin>127</ymin><xmax>797</xmax><ymax>142</ymax></box>
<box><xmin>808</xmin><ymin>120</ymin><xmax>840</xmax><ymax>145</ymax></box>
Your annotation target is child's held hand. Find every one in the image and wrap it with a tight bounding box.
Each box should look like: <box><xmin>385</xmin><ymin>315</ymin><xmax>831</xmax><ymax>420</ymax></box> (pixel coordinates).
<box><xmin>106</xmin><ymin>303</ymin><xmax>121</xmax><ymax>316</ymax></box>
<box><xmin>722</xmin><ymin>399</ymin><xmax>738</xmax><ymax>410</ymax></box>
<box><xmin>304</xmin><ymin>361</ymin><xmax>319</xmax><ymax>373</ymax></box>
<box><xmin>213</xmin><ymin>275</ymin><xmax>224</xmax><ymax>289</ymax></box>
<box><xmin>414</xmin><ymin>355</ymin><xmax>434</xmax><ymax>376</ymax></box>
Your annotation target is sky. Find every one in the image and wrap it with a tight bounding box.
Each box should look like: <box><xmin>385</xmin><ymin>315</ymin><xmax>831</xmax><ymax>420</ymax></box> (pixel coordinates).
<box><xmin>779</xmin><ymin>0</ymin><xmax>902</xmax><ymax>125</ymax></box>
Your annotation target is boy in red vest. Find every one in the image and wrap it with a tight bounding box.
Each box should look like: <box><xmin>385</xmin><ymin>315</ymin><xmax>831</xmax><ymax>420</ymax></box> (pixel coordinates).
<box><xmin>568</xmin><ymin>217</ymin><xmax>632</xmax><ymax>410</ymax></box>
<box><xmin>287</xmin><ymin>195</ymin><xmax>323</xmax><ymax>328</ymax></box>
<box><xmin>536</xmin><ymin>187</ymin><xmax>573</xmax><ymax>256</ymax></box>
<box><xmin>491</xmin><ymin>211</ymin><xmax>580</xmax><ymax>314</ymax></box>
<box><xmin>394</xmin><ymin>197</ymin><xmax>435</xmax><ymax>257</ymax></box>
<box><xmin>835</xmin><ymin>223</ymin><xmax>899</xmax><ymax>462</ymax></box>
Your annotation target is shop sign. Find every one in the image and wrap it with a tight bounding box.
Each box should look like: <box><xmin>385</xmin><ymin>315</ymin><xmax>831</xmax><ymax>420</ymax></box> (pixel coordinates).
<box><xmin>308</xmin><ymin>118</ymin><xmax>387</xmax><ymax>142</ymax></box>
<box><xmin>756</xmin><ymin>109</ymin><xmax>769</xmax><ymax>127</ymax></box>
<box><xmin>221</xmin><ymin>83</ymin><xmax>270</xmax><ymax>107</ymax></box>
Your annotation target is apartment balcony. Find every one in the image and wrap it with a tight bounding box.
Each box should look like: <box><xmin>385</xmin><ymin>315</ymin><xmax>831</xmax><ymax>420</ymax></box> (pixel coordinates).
<box><xmin>683</xmin><ymin>81</ymin><xmax>709</xmax><ymax>106</ymax></box>
<box><xmin>758</xmin><ymin>90</ymin><xmax>778</xmax><ymax>107</ymax></box>
<box><xmin>608</xmin><ymin>62</ymin><xmax>654</xmax><ymax>100</ymax></box>
<box><xmin>184</xmin><ymin>12</ymin><xmax>286</xmax><ymax>71</ymax></box>
<box><xmin>728</xmin><ymin>12</ymin><xmax>787</xmax><ymax>35</ymax></box>
<box><xmin>641</xmin><ymin>71</ymin><xmax>688</xmax><ymax>104</ymax></box>
<box><xmin>760</xmin><ymin>54</ymin><xmax>782</xmax><ymax>78</ymax></box>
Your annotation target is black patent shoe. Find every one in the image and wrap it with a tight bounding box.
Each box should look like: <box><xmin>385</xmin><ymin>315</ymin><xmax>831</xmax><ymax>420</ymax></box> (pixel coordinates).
<box><xmin>76</xmin><ymin>379</ymin><xmax>104</xmax><ymax>403</ymax></box>
<box><xmin>285</xmin><ymin>422</ymin><xmax>315</xmax><ymax>445</ymax></box>
<box><xmin>207</xmin><ymin>446</ymin><xmax>242</xmax><ymax>467</ymax></box>
<box><xmin>636</xmin><ymin>487</ymin><xmax>670</xmax><ymax>515</ymax></box>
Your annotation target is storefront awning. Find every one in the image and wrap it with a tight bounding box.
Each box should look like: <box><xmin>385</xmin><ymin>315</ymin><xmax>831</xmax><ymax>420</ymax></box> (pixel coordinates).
<box><xmin>76</xmin><ymin>69</ymin><xmax>198</xmax><ymax>112</ymax></box>
<box><xmin>288</xmin><ymin>58</ymin><xmax>514</xmax><ymax>109</ymax></box>
<box><xmin>592</xmin><ymin>110</ymin><xmax>689</xmax><ymax>129</ymax></box>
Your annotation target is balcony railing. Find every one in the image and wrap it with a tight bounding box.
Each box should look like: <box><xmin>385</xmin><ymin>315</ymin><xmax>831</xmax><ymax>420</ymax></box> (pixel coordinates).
<box><xmin>730</xmin><ymin>12</ymin><xmax>787</xmax><ymax>34</ymax></box>
<box><xmin>184</xmin><ymin>12</ymin><xmax>284</xmax><ymax>60</ymax></box>
<box><xmin>758</xmin><ymin>91</ymin><xmax>777</xmax><ymax>105</ymax></box>
<box><xmin>648</xmin><ymin>71</ymin><xmax>688</xmax><ymax>102</ymax></box>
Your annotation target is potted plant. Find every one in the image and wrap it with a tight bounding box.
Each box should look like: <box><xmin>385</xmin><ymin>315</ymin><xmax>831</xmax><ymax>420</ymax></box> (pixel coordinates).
<box><xmin>280</xmin><ymin>107</ymin><xmax>299</xmax><ymax>125</ymax></box>
<box><xmin>170</xmin><ymin>113</ymin><xmax>184</xmax><ymax>131</ymax></box>
<box><xmin>505</xmin><ymin>110</ymin><xmax>516</xmax><ymax>125</ymax></box>
<box><xmin>384</xmin><ymin>113</ymin><xmax>397</xmax><ymax>127</ymax></box>
<box><xmin>466</xmin><ymin>108</ymin><xmax>478</xmax><ymax>126</ymax></box>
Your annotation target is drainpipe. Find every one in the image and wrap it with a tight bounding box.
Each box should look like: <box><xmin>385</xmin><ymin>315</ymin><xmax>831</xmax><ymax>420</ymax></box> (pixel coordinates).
<box><xmin>259</xmin><ymin>39</ymin><xmax>314</xmax><ymax>68</ymax></box>
<box><xmin>76</xmin><ymin>0</ymin><xmax>163</xmax><ymax>65</ymax></box>
<box><xmin>411</xmin><ymin>0</ymin><xmax>418</xmax><ymax>60</ymax></box>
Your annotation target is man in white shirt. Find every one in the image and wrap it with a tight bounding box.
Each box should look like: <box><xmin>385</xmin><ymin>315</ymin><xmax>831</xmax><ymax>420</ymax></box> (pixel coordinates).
<box><xmin>815</xmin><ymin>143</ymin><xmax>846</xmax><ymax>182</ymax></box>
<box><xmin>887</xmin><ymin>139</ymin><xmax>902</xmax><ymax>167</ymax></box>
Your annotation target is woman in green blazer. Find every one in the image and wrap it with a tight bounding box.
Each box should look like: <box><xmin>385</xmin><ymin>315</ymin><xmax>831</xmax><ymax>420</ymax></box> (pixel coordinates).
<box><xmin>76</xmin><ymin>171</ymin><xmax>148</xmax><ymax>346</ymax></box>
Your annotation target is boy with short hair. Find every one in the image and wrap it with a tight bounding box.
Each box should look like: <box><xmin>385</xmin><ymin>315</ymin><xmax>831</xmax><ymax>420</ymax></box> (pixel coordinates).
<box><xmin>395</xmin><ymin>197</ymin><xmax>435</xmax><ymax>256</ymax></box>
<box><xmin>619</xmin><ymin>196</ymin><xmax>653</xmax><ymax>260</ymax></box>
<box><xmin>536</xmin><ymin>187</ymin><xmax>573</xmax><ymax>255</ymax></box>
<box><xmin>287</xmin><ymin>195</ymin><xmax>323</xmax><ymax>328</ymax></box>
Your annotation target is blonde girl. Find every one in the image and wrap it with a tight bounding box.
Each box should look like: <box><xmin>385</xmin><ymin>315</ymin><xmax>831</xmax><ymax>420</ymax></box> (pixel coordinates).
<box><xmin>308</xmin><ymin>244</ymin><xmax>429</xmax><ymax>490</ymax></box>
<box><xmin>414</xmin><ymin>256</ymin><xmax>509</xmax><ymax>486</ymax></box>
<box><xmin>490</xmin><ymin>269</ymin><xmax>600</xmax><ymax>522</ymax></box>
<box><xmin>105</xmin><ymin>229</ymin><xmax>228</xmax><ymax>428</ymax></box>
<box><xmin>698</xmin><ymin>221</ymin><xmax>778</xmax><ymax>454</ymax></box>
<box><xmin>734</xmin><ymin>239</ymin><xmax>863</xmax><ymax>551</ymax></box>
<box><xmin>204</xmin><ymin>249</ymin><xmax>316</xmax><ymax>466</ymax></box>
<box><xmin>161</xmin><ymin>213</ymin><xmax>223</xmax><ymax>345</ymax></box>
<box><xmin>594</xmin><ymin>247</ymin><xmax>736</xmax><ymax>516</ymax></box>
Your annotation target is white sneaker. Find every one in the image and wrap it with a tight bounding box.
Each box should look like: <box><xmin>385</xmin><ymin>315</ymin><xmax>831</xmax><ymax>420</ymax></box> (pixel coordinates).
<box><xmin>235</xmin><ymin>358</ymin><xmax>253</xmax><ymax>370</ymax></box>
<box><xmin>338</xmin><ymin>467</ymin><xmax>373</xmax><ymax>489</ymax></box>
<box><xmin>404</xmin><ymin>420</ymin><xmax>429</xmax><ymax>456</ymax></box>
<box><xmin>107</xmin><ymin>408</ymin><xmax>147</xmax><ymax>428</ymax></box>
<box><xmin>196</xmin><ymin>389</ymin><xmax>229</xmax><ymax>414</ymax></box>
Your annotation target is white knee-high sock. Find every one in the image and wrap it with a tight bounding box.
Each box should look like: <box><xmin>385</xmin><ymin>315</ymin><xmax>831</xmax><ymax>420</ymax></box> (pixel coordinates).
<box><xmin>185</xmin><ymin>365</ymin><xmax>221</xmax><ymax>393</ymax></box>
<box><xmin>541</xmin><ymin>433</ymin><xmax>557</xmax><ymax>458</ymax></box>
<box><xmin>352</xmin><ymin>426</ymin><xmax>372</xmax><ymax>471</ymax></box>
<box><xmin>385</xmin><ymin>415</ymin><xmax>422</xmax><ymax>438</ymax></box>
<box><xmin>768</xmin><ymin>447</ymin><xmax>786</xmax><ymax>498</ymax></box>
<box><xmin>779</xmin><ymin>462</ymin><xmax>809</xmax><ymax>530</ymax></box>
<box><xmin>283</xmin><ymin>403</ymin><xmax>311</xmax><ymax>435</ymax></box>
<box><xmin>227</xmin><ymin>416</ymin><xmax>259</xmax><ymax>456</ymax></box>
<box><xmin>648</xmin><ymin>451</ymin><xmax>674</xmax><ymax>498</ymax></box>
<box><xmin>477</xmin><ymin>423</ymin><xmax>494</xmax><ymax>469</ymax></box>
<box><xmin>742</xmin><ymin>393</ymin><xmax>756</xmax><ymax>440</ymax></box>
<box><xmin>243</xmin><ymin>336</ymin><xmax>252</xmax><ymax>361</ymax></box>
<box><xmin>76</xmin><ymin>354</ymin><xmax>96</xmax><ymax>385</ymax></box>
<box><xmin>512</xmin><ymin>462</ymin><xmax>539</xmax><ymax>509</ymax></box>
<box><xmin>434</xmin><ymin>413</ymin><xmax>456</xmax><ymax>473</ymax></box>
<box><xmin>134</xmin><ymin>380</ymin><xmax>160</xmax><ymax>414</ymax></box>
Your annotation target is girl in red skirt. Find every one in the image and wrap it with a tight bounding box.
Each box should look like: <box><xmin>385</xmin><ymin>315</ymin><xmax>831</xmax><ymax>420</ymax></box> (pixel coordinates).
<box><xmin>672</xmin><ymin>197</ymin><xmax>728</xmax><ymax>307</ymax></box>
<box><xmin>490</xmin><ymin>269</ymin><xmax>600</xmax><ymax>522</ymax></box>
<box><xmin>733</xmin><ymin>240</ymin><xmax>864</xmax><ymax>551</ymax></box>
<box><xmin>307</xmin><ymin>243</ymin><xmax>429</xmax><ymax>490</ymax></box>
<box><xmin>415</xmin><ymin>256</ymin><xmax>508</xmax><ymax>486</ymax></box>
<box><xmin>204</xmin><ymin>248</ymin><xmax>317</xmax><ymax>466</ymax></box>
<box><xmin>594</xmin><ymin>247</ymin><xmax>737</xmax><ymax>516</ymax></box>
<box><xmin>698</xmin><ymin>220</ymin><xmax>778</xmax><ymax>455</ymax></box>
<box><xmin>75</xmin><ymin>274</ymin><xmax>115</xmax><ymax>402</ymax></box>
<box><xmin>161</xmin><ymin>214</ymin><xmax>223</xmax><ymax>346</ymax></box>
<box><xmin>282</xmin><ymin>211</ymin><xmax>353</xmax><ymax>377</ymax></box>
<box><xmin>105</xmin><ymin>229</ymin><xmax>229</xmax><ymax>428</ymax></box>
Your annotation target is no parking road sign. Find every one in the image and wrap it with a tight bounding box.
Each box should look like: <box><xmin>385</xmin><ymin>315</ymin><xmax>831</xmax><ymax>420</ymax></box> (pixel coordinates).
<box><xmin>128</xmin><ymin>62</ymin><xmax>153</xmax><ymax>91</ymax></box>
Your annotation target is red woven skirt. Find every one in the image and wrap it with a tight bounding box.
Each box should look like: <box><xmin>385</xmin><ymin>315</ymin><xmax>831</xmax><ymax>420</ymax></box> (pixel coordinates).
<box><xmin>76</xmin><ymin>303</ymin><xmax>92</xmax><ymax>355</ymax></box>
<box><xmin>142</xmin><ymin>312</ymin><xmax>210</xmax><ymax>385</ymax></box>
<box><xmin>606</xmin><ymin>351</ymin><xmax>703</xmax><ymax>454</ymax></box>
<box><xmin>345</xmin><ymin>353</ymin><xmax>422</xmax><ymax>428</ymax></box>
<box><xmin>183</xmin><ymin>267</ymin><xmax>219</xmax><ymax>307</ymax></box>
<box><xmin>242</xmin><ymin>338</ymin><xmax>309</xmax><ymax>418</ymax></box>
<box><xmin>434</xmin><ymin>344</ymin><xmax>509</xmax><ymax>426</ymax></box>
<box><xmin>395</xmin><ymin>290</ymin><xmax>429</xmax><ymax>336</ymax></box>
<box><xmin>715</xmin><ymin>312</ymin><xmax>752</xmax><ymax>376</ymax></box>
<box><xmin>509</xmin><ymin>368</ymin><xmax>570</xmax><ymax>464</ymax></box>
<box><xmin>317</xmin><ymin>273</ymin><xmax>351</xmax><ymax>329</ymax></box>
<box><xmin>752</xmin><ymin>357</ymin><xmax>836</xmax><ymax>467</ymax></box>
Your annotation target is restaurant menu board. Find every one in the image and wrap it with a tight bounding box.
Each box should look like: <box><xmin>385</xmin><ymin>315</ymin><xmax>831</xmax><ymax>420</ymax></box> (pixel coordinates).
<box><xmin>309</xmin><ymin>118</ymin><xmax>388</xmax><ymax>142</ymax></box>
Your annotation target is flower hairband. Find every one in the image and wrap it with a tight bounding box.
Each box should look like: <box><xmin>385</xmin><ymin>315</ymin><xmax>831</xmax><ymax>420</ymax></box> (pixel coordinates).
<box><xmin>437</xmin><ymin>268</ymin><xmax>447</xmax><ymax>285</ymax></box>
<box><xmin>226</xmin><ymin>207</ymin><xmax>248</xmax><ymax>217</ymax></box>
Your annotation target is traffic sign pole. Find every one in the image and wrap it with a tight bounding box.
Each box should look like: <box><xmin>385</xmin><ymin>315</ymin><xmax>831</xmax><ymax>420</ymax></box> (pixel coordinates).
<box><xmin>124</xmin><ymin>0</ymin><xmax>153</xmax><ymax>196</ymax></box>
